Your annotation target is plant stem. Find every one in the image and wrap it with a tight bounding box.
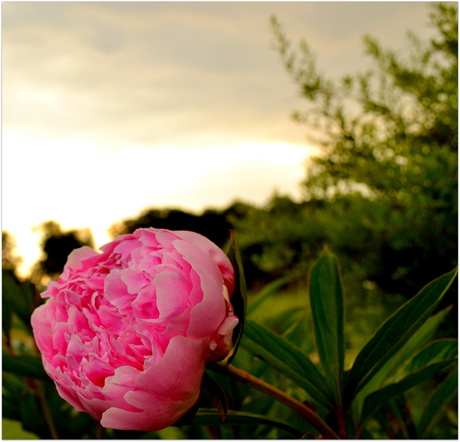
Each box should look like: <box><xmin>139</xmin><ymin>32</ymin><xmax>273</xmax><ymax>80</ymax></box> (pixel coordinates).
<box><xmin>209</xmin><ymin>363</ymin><xmax>340</xmax><ymax>439</ymax></box>
<box><xmin>95</xmin><ymin>423</ymin><xmax>103</xmax><ymax>439</ymax></box>
<box><xmin>37</xmin><ymin>382</ymin><xmax>59</xmax><ymax>439</ymax></box>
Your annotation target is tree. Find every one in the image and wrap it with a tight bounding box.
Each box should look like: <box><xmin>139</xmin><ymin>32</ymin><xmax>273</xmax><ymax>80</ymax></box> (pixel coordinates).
<box><xmin>109</xmin><ymin>207</ymin><xmax>233</xmax><ymax>249</ymax></box>
<box><xmin>30</xmin><ymin>221</ymin><xmax>94</xmax><ymax>285</ymax></box>
<box><xmin>271</xmin><ymin>3</ymin><xmax>457</xmax><ymax>202</ymax></box>
<box><xmin>2</xmin><ymin>231</ymin><xmax>22</xmax><ymax>276</ymax></box>
<box><xmin>270</xmin><ymin>3</ymin><xmax>457</xmax><ymax>295</ymax></box>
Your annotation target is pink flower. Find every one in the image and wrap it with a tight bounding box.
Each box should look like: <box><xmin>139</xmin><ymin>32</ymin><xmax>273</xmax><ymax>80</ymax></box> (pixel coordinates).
<box><xmin>31</xmin><ymin>228</ymin><xmax>238</xmax><ymax>431</ymax></box>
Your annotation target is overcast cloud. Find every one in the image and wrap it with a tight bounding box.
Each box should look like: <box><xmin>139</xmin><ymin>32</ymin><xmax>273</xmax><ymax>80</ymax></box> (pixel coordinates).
<box><xmin>3</xmin><ymin>2</ymin><xmax>434</xmax><ymax>147</ymax></box>
<box><xmin>2</xmin><ymin>1</ymin><xmax>436</xmax><ymax>273</ymax></box>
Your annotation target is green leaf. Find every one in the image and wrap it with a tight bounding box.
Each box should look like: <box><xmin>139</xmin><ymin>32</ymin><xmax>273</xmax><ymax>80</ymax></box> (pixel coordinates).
<box><xmin>265</xmin><ymin>306</ymin><xmax>305</xmax><ymax>339</ymax></box>
<box><xmin>401</xmin><ymin>339</ymin><xmax>458</xmax><ymax>377</ymax></box>
<box><xmin>20</xmin><ymin>392</ymin><xmax>50</xmax><ymax>438</ymax></box>
<box><xmin>372</xmin><ymin>394</ymin><xmax>417</xmax><ymax>439</ymax></box>
<box><xmin>2</xmin><ymin>269</ymin><xmax>33</xmax><ymax>327</ymax></box>
<box><xmin>223</xmin><ymin>231</ymin><xmax>247</xmax><ymax>364</ymax></box>
<box><xmin>348</xmin><ymin>307</ymin><xmax>453</xmax><ymax>424</ymax></box>
<box><xmin>201</xmin><ymin>373</ymin><xmax>229</xmax><ymax>422</ymax></box>
<box><xmin>360</xmin><ymin>358</ymin><xmax>457</xmax><ymax>424</ymax></box>
<box><xmin>279</xmin><ymin>309</ymin><xmax>315</xmax><ymax>355</ymax></box>
<box><xmin>346</xmin><ymin>268</ymin><xmax>457</xmax><ymax>399</ymax></box>
<box><xmin>379</xmin><ymin>307</ymin><xmax>453</xmax><ymax>382</ymax></box>
<box><xmin>247</xmin><ymin>277</ymin><xmax>289</xmax><ymax>317</ymax></box>
<box><xmin>3</xmin><ymin>356</ymin><xmax>49</xmax><ymax>381</ymax></box>
<box><xmin>2</xmin><ymin>371</ymin><xmax>28</xmax><ymax>395</ymax></box>
<box><xmin>309</xmin><ymin>247</ymin><xmax>344</xmax><ymax>403</ymax></box>
<box><xmin>417</xmin><ymin>368</ymin><xmax>458</xmax><ymax>438</ymax></box>
<box><xmin>2</xmin><ymin>398</ymin><xmax>22</xmax><ymax>422</ymax></box>
<box><xmin>241</xmin><ymin>319</ymin><xmax>331</xmax><ymax>408</ymax></box>
<box><xmin>190</xmin><ymin>408</ymin><xmax>304</xmax><ymax>438</ymax></box>
<box><xmin>2</xmin><ymin>298</ymin><xmax>13</xmax><ymax>343</ymax></box>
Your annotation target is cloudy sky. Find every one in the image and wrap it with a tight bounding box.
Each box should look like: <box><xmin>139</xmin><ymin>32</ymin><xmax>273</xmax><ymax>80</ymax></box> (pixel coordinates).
<box><xmin>3</xmin><ymin>1</ymin><xmax>436</xmax><ymax>275</ymax></box>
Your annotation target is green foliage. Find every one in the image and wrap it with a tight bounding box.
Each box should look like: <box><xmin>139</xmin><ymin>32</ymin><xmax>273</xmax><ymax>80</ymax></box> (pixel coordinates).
<box><xmin>233</xmin><ymin>4</ymin><xmax>457</xmax><ymax>310</ymax></box>
<box><xmin>218</xmin><ymin>231</ymin><xmax>247</xmax><ymax>365</ymax></box>
<box><xmin>231</xmin><ymin>249</ymin><xmax>457</xmax><ymax>438</ymax></box>
<box><xmin>3</xmin><ymin>5</ymin><xmax>457</xmax><ymax>437</ymax></box>
<box><xmin>346</xmin><ymin>267</ymin><xmax>458</xmax><ymax>398</ymax></box>
<box><xmin>241</xmin><ymin>320</ymin><xmax>330</xmax><ymax>409</ymax></box>
<box><xmin>309</xmin><ymin>248</ymin><xmax>344</xmax><ymax>403</ymax></box>
<box><xmin>2</xmin><ymin>242</ymin><xmax>457</xmax><ymax>438</ymax></box>
<box><xmin>271</xmin><ymin>3</ymin><xmax>457</xmax><ymax>201</ymax></box>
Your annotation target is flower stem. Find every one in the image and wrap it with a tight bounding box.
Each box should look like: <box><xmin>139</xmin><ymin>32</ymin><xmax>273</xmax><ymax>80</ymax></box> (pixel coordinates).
<box><xmin>209</xmin><ymin>363</ymin><xmax>340</xmax><ymax>439</ymax></box>
<box><xmin>37</xmin><ymin>382</ymin><xmax>59</xmax><ymax>439</ymax></box>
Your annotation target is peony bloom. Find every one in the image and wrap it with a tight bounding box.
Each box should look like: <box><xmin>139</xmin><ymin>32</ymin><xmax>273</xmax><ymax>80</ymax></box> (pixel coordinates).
<box><xmin>31</xmin><ymin>228</ymin><xmax>238</xmax><ymax>431</ymax></box>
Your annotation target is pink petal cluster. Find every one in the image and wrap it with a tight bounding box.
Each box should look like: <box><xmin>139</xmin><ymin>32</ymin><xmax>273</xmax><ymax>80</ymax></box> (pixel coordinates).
<box><xmin>31</xmin><ymin>228</ymin><xmax>238</xmax><ymax>431</ymax></box>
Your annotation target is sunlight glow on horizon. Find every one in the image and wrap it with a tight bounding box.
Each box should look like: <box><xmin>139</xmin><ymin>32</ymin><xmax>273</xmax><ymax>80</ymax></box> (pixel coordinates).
<box><xmin>3</xmin><ymin>134</ymin><xmax>316</xmax><ymax>277</ymax></box>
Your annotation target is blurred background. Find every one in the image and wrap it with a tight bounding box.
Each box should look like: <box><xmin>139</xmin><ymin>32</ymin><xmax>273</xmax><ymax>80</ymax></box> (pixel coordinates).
<box><xmin>3</xmin><ymin>0</ymin><xmax>458</xmax><ymax>344</ymax></box>
<box><xmin>3</xmin><ymin>0</ymin><xmax>457</xmax><ymax>325</ymax></box>
<box><xmin>2</xmin><ymin>1</ymin><xmax>443</xmax><ymax>275</ymax></box>
<box><xmin>2</xmin><ymin>2</ymin><xmax>458</xmax><ymax>438</ymax></box>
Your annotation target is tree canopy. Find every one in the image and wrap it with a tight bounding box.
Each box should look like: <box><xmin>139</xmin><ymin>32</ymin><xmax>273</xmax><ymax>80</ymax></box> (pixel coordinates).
<box><xmin>271</xmin><ymin>3</ymin><xmax>457</xmax><ymax>204</ymax></box>
<box><xmin>266</xmin><ymin>3</ymin><xmax>457</xmax><ymax>296</ymax></box>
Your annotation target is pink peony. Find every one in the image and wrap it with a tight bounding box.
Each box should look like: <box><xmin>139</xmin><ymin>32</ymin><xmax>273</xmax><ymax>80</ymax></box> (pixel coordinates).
<box><xmin>31</xmin><ymin>228</ymin><xmax>238</xmax><ymax>431</ymax></box>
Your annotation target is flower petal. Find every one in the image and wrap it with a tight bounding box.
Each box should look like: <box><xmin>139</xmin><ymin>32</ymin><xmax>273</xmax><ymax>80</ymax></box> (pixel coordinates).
<box><xmin>100</xmin><ymin>336</ymin><xmax>205</xmax><ymax>431</ymax></box>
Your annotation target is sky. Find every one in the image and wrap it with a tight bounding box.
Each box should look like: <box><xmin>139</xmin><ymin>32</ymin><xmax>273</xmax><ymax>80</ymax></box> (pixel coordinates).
<box><xmin>2</xmin><ymin>1</ymin><xmax>437</xmax><ymax>276</ymax></box>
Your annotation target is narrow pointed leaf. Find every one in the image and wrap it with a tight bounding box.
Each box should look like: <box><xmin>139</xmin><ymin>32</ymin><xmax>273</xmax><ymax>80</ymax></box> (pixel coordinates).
<box><xmin>3</xmin><ymin>356</ymin><xmax>49</xmax><ymax>381</ymax></box>
<box><xmin>201</xmin><ymin>373</ymin><xmax>229</xmax><ymax>421</ymax></box>
<box><xmin>247</xmin><ymin>277</ymin><xmax>289</xmax><ymax>317</ymax></box>
<box><xmin>2</xmin><ymin>269</ymin><xmax>33</xmax><ymax>326</ymax></box>
<box><xmin>2</xmin><ymin>399</ymin><xmax>22</xmax><ymax>421</ymax></box>
<box><xmin>375</xmin><ymin>307</ymin><xmax>453</xmax><ymax>383</ymax></box>
<box><xmin>241</xmin><ymin>319</ymin><xmax>331</xmax><ymax>408</ymax></box>
<box><xmin>417</xmin><ymin>368</ymin><xmax>458</xmax><ymax>438</ymax></box>
<box><xmin>309</xmin><ymin>247</ymin><xmax>344</xmax><ymax>402</ymax></box>
<box><xmin>401</xmin><ymin>339</ymin><xmax>457</xmax><ymax>377</ymax></box>
<box><xmin>20</xmin><ymin>392</ymin><xmax>51</xmax><ymax>438</ymax></box>
<box><xmin>347</xmin><ymin>268</ymin><xmax>457</xmax><ymax>398</ymax></box>
<box><xmin>2</xmin><ymin>298</ymin><xmax>13</xmax><ymax>342</ymax></box>
<box><xmin>349</xmin><ymin>307</ymin><xmax>453</xmax><ymax>423</ymax></box>
<box><xmin>190</xmin><ymin>409</ymin><xmax>304</xmax><ymax>437</ymax></box>
<box><xmin>223</xmin><ymin>231</ymin><xmax>247</xmax><ymax>364</ymax></box>
<box><xmin>360</xmin><ymin>358</ymin><xmax>457</xmax><ymax>423</ymax></box>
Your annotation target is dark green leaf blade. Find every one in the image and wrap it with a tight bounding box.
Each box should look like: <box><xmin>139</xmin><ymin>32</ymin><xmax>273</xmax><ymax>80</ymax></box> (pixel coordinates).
<box><xmin>2</xmin><ymin>269</ymin><xmax>33</xmax><ymax>327</ymax></box>
<box><xmin>360</xmin><ymin>358</ymin><xmax>457</xmax><ymax>424</ymax></box>
<box><xmin>241</xmin><ymin>319</ymin><xmax>332</xmax><ymax>408</ymax></box>
<box><xmin>348</xmin><ymin>307</ymin><xmax>454</xmax><ymax>424</ymax></box>
<box><xmin>190</xmin><ymin>408</ymin><xmax>304</xmax><ymax>438</ymax></box>
<box><xmin>2</xmin><ymin>296</ymin><xmax>13</xmax><ymax>343</ymax></box>
<box><xmin>347</xmin><ymin>268</ymin><xmax>457</xmax><ymax>398</ymax></box>
<box><xmin>401</xmin><ymin>339</ymin><xmax>458</xmax><ymax>377</ymax></box>
<box><xmin>309</xmin><ymin>247</ymin><xmax>344</xmax><ymax>402</ymax></box>
<box><xmin>247</xmin><ymin>276</ymin><xmax>289</xmax><ymax>317</ymax></box>
<box><xmin>376</xmin><ymin>307</ymin><xmax>453</xmax><ymax>383</ymax></box>
<box><xmin>223</xmin><ymin>231</ymin><xmax>247</xmax><ymax>364</ymax></box>
<box><xmin>201</xmin><ymin>373</ymin><xmax>229</xmax><ymax>422</ymax></box>
<box><xmin>417</xmin><ymin>368</ymin><xmax>458</xmax><ymax>438</ymax></box>
<box><xmin>20</xmin><ymin>391</ymin><xmax>51</xmax><ymax>438</ymax></box>
<box><xmin>3</xmin><ymin>355</ymin><xmax>49</xmax><ymax>382</ymax></box>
